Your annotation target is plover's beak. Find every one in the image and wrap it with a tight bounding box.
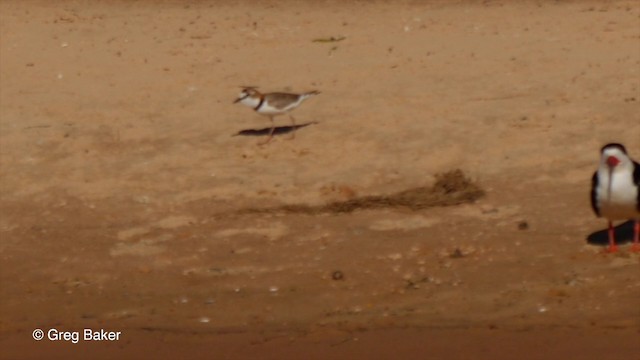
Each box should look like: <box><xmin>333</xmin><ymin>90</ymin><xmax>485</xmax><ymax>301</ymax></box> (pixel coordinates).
<box><xmin>234</xmin><ymin>93</ymin><xmax>249</xmax><ymax>104</ymax></box>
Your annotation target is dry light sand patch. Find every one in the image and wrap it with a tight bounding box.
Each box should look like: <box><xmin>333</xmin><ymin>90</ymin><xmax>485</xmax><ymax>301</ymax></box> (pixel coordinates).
<box><xmin>1</xmin><ymin>0</ymin><xmax>640</xmax><ymax>359</ymax></box>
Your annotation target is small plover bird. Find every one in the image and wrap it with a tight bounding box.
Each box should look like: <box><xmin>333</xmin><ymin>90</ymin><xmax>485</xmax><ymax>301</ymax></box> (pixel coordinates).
<box><xmin>233</xmin><ymin>87</ymin><xmax>319</xmax><ymax>145</ymax></box>
<box><xmin>590</xmin><ymin>143</ymin><xmax>640</xmax><ymax>253</ymax></box>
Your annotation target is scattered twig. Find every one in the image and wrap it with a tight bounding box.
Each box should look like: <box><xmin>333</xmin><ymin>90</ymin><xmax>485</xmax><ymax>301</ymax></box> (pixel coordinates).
<box><xmin>312</xmin><ymin>36</ymin><xmax>346</xmax><ymax>43</ymax></box>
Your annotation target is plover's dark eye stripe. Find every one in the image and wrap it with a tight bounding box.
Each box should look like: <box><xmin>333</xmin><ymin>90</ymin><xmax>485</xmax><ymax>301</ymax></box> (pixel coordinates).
<box><xmin>239</xmin><ymin>93</ymin><xmax>250</xmax><ymax>101</ymax></box>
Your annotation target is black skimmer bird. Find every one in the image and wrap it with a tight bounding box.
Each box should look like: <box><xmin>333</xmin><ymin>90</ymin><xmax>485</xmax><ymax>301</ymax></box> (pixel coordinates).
<box><xmin>234</xmin><ymin>87</ymin><xmax>319</xmax><ymax>145</ymax></box>
<box><xmin>590</xmin><ymin>143</ymin><xmax>640</xmax><ymax>253</ymax></box>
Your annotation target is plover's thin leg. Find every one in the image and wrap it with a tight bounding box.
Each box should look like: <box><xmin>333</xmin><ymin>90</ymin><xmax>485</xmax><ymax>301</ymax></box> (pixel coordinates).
<box><xmin>259</xmin><ymin>116</ymin><xmax>276</xmax><ymax>145</ymax></box>
<box><xmin>288</xmin><ymin>115</ymin><xmax>296</xmax><ymax>140</ymax></box>
<box><xmin>606</xmin><ymin>220</ymin><xmax>618</xmax><ymax>253</ymax></box>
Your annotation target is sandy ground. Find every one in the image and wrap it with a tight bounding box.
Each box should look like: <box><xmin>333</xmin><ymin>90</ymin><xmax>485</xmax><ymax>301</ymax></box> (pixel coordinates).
<box><xmin>1</xmin><ymin>0</ymin><xmax>639</xmax><ymax>359</ymax></box>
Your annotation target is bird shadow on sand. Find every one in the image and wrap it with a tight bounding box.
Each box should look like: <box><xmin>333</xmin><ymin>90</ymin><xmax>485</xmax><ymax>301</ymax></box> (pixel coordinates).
<box><xmin>233</xmin><ymin>122</ymin><xmax>318</xmax><ymax>137</ymax></box>
<box><xmin>586</xmin><ymin>220</ymin><xmax>635</xmax><ymax>246</ymax></box>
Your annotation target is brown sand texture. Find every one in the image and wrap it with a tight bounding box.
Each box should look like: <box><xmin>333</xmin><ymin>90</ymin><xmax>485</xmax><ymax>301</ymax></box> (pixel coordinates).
<box><xmin>1</xmin><ymin>1</ymin><xmax>639</xmax><ymax>359</ymax></box>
